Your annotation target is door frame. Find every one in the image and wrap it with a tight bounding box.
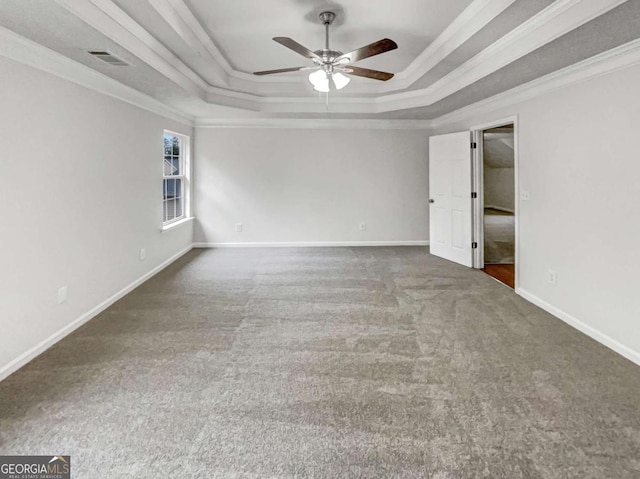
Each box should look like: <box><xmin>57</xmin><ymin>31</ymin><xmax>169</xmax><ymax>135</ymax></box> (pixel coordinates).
<box><xmin>470</xmin><ymin>115</ymin><xmax>519</xmax><ymax>290</ymax></box>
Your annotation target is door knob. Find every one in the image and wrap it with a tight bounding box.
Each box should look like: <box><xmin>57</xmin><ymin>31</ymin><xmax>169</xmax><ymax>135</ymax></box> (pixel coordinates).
<box><xmin>429</xmin><ymin>199</ymin><xmax>435</xmax><ymax>204</ymax></box>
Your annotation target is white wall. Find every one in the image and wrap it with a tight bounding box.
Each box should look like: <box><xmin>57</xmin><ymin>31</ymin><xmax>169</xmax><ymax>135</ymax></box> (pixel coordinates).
<box><xmin>435</xmin><ymin>63</ymin><xmax>640</xmax><ymax>364</ymax></box>
<box><xmin>0</xmin><ymin>57</ymin><xmax>194</xmax><ymax>378</ymax></box>
<box><xmin>193</xmin><ymin>128</ymin><xmax>430</xmax><ymax>245</ymax></box>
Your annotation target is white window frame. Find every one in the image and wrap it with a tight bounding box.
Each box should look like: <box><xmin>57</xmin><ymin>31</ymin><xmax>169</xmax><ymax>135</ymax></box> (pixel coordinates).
<box><xmin>162</xmin><ymin>130</ymin><xmax>190</xmax><ymax>227</ymax></box>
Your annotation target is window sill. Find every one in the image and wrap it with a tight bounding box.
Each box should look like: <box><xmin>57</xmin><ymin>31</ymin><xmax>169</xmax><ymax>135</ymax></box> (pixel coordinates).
<box><xmin>162</xmin><ymin>216</ymin><xmax>194</xmax><ymax>233</ymax></box>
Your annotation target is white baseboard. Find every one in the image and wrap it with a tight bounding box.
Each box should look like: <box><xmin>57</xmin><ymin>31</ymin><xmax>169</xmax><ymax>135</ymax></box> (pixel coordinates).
<box><xmin>193</xmin><ymin>241</ymin><xmax>430</xmax><ymax>248</ymax></box>
<box><xmin>517</xmin><ymin>288</ymin><xmax>640</xmax><ymax>367</ymax></box>
<box><xmin>0</xmin><ymin>245</ymin><xmax>194</xmax><ymax>382</ymax></box>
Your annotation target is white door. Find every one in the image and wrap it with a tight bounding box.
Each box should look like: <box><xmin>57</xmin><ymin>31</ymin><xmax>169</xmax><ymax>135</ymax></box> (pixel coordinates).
<box><xmin>429</xmin><ymin>131</ymin><xmax>473</xmax><ymax>267</ymax></box>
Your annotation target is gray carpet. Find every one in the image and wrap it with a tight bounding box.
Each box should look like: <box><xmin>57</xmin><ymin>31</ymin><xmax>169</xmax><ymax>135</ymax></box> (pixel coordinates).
<box><xmin>1</xmin><ymin>247</ymin><xmax>640</xmax><ymax>478</ymax></box>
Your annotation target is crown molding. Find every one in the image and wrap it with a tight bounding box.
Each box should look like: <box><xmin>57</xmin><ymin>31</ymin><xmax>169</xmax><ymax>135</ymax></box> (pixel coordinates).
<box><xmin>0</xmin><ymin>26</ymin><xmax>194</xmax><ymax>126</ymax></box>
<box><xmin>378</xmin><ymin>0</ymin><xmax>517</xmax><ymax>92</ymax></box>
<box><xmin>149</xmin><ymin>0</ymin><xmax>230</xmax><ymax>85</ymax></box>
<box><xmin>4</xmin><ymin>17</ymin><xmax>640</xmax><ymax>132</ymax></box>
<box><xmin>52</xmin><ymin>0</ymin><xmax>627</xmax><ymax>114</ymax></box>
<box><xmin>199</xmin><ymin>36</ymin><xmax>640</xmax><ymax>129</ymax></box>
<box><xmin>217</xmin><ymin>0</ymin><xmax>519</xmax><ymax>94</ymax></box>
<box><xmin>223</xmin><ymin>0</ymin><xmax>518</xmax><ymax>93</ymax></box>
<box><xmin>431</xmin><ymin>37</ymin><xmax>640</xmax><ymax>129</ymax></box>
<box><xmin>54</xmin><ymin>0</ymin><xmax>208</xmax><ymax>96</ymax></box>
<box><xmin>165</xmin><ymin>0</ymin><xmax>298</xmax><ymax>86</ymax></box>
<box><xmin>54</xmin><ymin>0</ymin><xmax>520</xmax><ymax>97</ymax></box>
<box><xmin>194</xmin><ymin>118</ymin><xmax>432</xmax><ymax>130</ymax></box>
<box><xmin>204</xmin><ymin>87</ymin><xmax>381</xmax><ymax>114</ymax></box>
<box><xmin>206</xmin><ymin>86</ymin><xmax>374</xmax><ymax>105</ymax></box>
<box><xmin>374</xmin><ymin>0</ymin><xmax>628</xmax><ymax>112</ymax></box>
<box><xmin>183</xmin><ymin>0</ymin><xmax>516</xmax><ymax>91</ymax></box>
<box><xmin>202</xmin><ymin>0</ymin><xmax>630</xmax><ymax>113</ymax></box>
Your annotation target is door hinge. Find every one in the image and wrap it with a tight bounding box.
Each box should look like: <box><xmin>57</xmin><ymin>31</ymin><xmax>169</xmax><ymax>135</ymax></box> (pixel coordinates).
<box><xmin>471</xmin><ymin>192</ymin><xmax>477</xmax><ymax>199</ymax></box>
<box><xmin>472</xmin><ymin>242</ymin><xmax>478</xmax><ymax>249</ymax></box>
<box><xmin>471</xmin><ymin>142</ymin><xmax>477</xmax><ymax>149</ymax></box>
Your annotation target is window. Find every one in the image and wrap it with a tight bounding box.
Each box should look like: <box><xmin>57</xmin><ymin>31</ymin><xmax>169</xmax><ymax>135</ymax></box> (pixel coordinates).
<box><xmin>163</xmin><ymin>131</ymin><xmax>189</xmax><ymax>225</ymax></box>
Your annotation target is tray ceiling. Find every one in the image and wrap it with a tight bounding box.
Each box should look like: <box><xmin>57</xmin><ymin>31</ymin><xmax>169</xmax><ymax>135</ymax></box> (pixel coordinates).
<box><xmin>0</xmin><ymin>0</ymin><xmax>638</xmax><ymax>120</ymax></box>
<box><xmin>180</xmin><ymin>0</ymin><xmax>472</xmax><ymax>74</ymax></box>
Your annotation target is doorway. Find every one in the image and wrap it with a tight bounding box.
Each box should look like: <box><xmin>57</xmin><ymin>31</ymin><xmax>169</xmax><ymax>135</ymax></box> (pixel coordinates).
<box><xmin>474</xmin><ymin>123</ymin><xmax>516</xmax><ymax>288</ymax></box>
<box><xmin>427</xmin><ymin>122</ymin><xmax>517</xmax><ymax>284</ymax></box>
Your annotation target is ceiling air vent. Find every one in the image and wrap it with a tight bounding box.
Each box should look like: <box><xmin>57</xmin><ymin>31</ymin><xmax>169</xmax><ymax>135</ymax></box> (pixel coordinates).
<box><xmin>88</xmin><ymin>51</ymin><xmax>128</xmax><ymax>66</ymax></box>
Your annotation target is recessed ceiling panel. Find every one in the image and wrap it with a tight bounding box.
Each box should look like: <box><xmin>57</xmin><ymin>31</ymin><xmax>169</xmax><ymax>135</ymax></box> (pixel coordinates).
<box><xmin>184</xmin><ymin>0</ymin><xmax>474</xmax><ymax>74</ymax></box>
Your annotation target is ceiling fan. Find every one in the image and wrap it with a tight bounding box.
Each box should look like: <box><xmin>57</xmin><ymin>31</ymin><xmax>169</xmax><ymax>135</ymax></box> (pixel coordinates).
<box><xmin>254</xmin><ymin>11</ymin><xmax>398</xmax><ymax>92</ymax></box>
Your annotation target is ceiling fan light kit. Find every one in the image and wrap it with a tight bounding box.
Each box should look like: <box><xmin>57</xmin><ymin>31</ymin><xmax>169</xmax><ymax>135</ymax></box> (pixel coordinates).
<box><xmin>254</xmin><ymin>11</ymin><xmax>397</xmax><ymax>94</ymax></box>
<box><xmin>309</xmin><ymin>69</ymin><xmax>329</xmax><ymax>92</ymax></box>
<box><xmin>332</xmin><ymin>72</ymin><xmax>351</xmax><ymax>90</ymax></box>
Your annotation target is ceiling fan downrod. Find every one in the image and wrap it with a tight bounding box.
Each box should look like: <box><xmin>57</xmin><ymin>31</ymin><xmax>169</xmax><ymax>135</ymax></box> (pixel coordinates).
<box><xmin>315</xmin><ymin>11</ymin><xmax>341</xmax><ymax>65</ymax></box>
<box><xmin>319</xmin><ymin>11</ymin><xmax>335</xmax><ymax>51</ymax></box>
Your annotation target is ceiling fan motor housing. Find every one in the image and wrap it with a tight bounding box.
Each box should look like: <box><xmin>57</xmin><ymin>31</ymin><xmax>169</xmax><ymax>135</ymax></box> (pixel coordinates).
<box><xmin>314</xmin><ymin>49</ymin><xmax>343</xmax><ymax>64</ymax></box>
<box><xmin>319</xmin><ymin>11</ymin><xmax>336</xmax><ymax>25</ymax></box>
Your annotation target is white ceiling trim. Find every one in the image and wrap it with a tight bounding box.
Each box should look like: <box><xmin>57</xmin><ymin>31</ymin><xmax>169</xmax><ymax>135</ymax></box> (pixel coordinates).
<box><xmin>377</xmin><ymin>0</ymin><xmax>518</xmax><ymax>93</ymax></box>
<box><xmin>89</xmin><ymin>0</ymin><xmax>208</xmax><ymax>90</ymax></box>
<box><xmin>223</xmin><ymin>0</ymin><xmax>517</xmax><ymax>93</ymax></box>
<box><xmin>215</xmin><ymin>0</ymin><xmax>519</xmax><ymax>94</ymax></box>
<box><xmin>204</xmin><ymin>88</ymin><xmax>382</xmax><ymax>114</ymax></box>
<box><xmin>5</xmin><ymin>6</ymin><xmax>640</xmax><ymax>129</ymax></box>
<box><xmin>4</xmin><ymin>22</ymin><xmax>640</xmax><ymax>131</ymax></box>
<box><xmin>0</xmin><ymin>26</ymin><xmax>194</xmax><ymax>126</ymax></box>
<box><xmin>123</xmin><ymin>0</ymin><xmax>340</xmax><ymax>87</ymax></box>
<box><xmin>147</xmin><ymin>0</ymin><xmax>226</xmax><ymax>84</ymax></box>
<box><xmin>58</xmin><ymin>0</ymin><xmax>516</xmax><ymax>97</ymax></box>
<box><xmin>373</xmin><ymin>0</ymin><xmax>629</xmax><ymax>112</ymax></box>
<box><xmin>149</xmin><ymin>0</ymin><xmax>230</xmax><ymax>85</ymax></box>
<box><xmin>193</xmin><ymin>0</ymin><xmax>628</xmax><ymax>114</ymax></box>
<box><xmin>199</xmin><ymin>36</ymin><xmax>640</xmax><ymax>127</ymax></box>
<box><xmin>54</xmin><ymin>0</ymin><xmax>626</xmax><ymax>113</ymax></box>
<box><xmin>207</xmin><ymin>86</ymin><xmax>374</xmax><ymax>105</ymax></box>
<box><xmin>432</xmin><ymin>37</ymin><xmax>640</xmax><ymax>129</ymax></box>
<box><xmin>195</xmin><ymin>119</ymin><xmax>431</xmax><ymax>130</ymax></box>
<box><xmin>55</xmin><ymin>0</ymin><xmax>208</xmax><ymax>97</ymax></box>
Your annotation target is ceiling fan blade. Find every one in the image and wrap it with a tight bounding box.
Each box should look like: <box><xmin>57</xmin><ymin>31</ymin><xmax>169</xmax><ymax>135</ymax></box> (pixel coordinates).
<box><xmin>273</xmin><ymin>37</ymin><xmax>322</xmax><ymax>61</ymax></box>
<box><xmin>343</xmin><ymin>66</ymin><xmax>394</xmax><ymax>81</ymax></box>
<box><xmin>336</xmin><ymin>38</ymin><xmax>398</xmax><ymax>64</ymax></box>
<box><xmin>253</xmin><ymin>66</ymin><xmax>313</xmax><ymax>76</ymax></box>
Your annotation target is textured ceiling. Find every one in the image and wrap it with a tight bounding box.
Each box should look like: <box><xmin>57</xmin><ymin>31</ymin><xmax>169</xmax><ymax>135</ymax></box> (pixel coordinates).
<box><xmin>0</xmin><ymin>0</ymin><xmax>637</xmax><ymax>120</ymax></box>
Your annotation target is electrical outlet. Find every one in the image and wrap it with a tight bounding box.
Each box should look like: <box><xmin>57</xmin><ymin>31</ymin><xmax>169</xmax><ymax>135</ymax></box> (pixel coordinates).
<box><xmin>139</xmin><ymin>248</ymin><xmax>146</xmax><ymax>261</ymax></box>
<box><xmin>57</xmin><ymin>286</ymin><xmax>68</xmax><ymax>304</ymax></box>
<box><xmin>359</xmin><ymin>222</ymin><xmax>367</xmax><ymax>231</ymax></box>
<box><xmin>521</xmin><ymin>190</ymin><xmax>531</xmax><ymax>201</ymax></box>
<box><xmin>235</xmin><ymin>223</ymin><xmax>243</xmax><ymax>232</ymax></box>
<box><xmin>548</xmin><ymin>269</ymin><xmax>558</xmax><ymax>285</ymax></box>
